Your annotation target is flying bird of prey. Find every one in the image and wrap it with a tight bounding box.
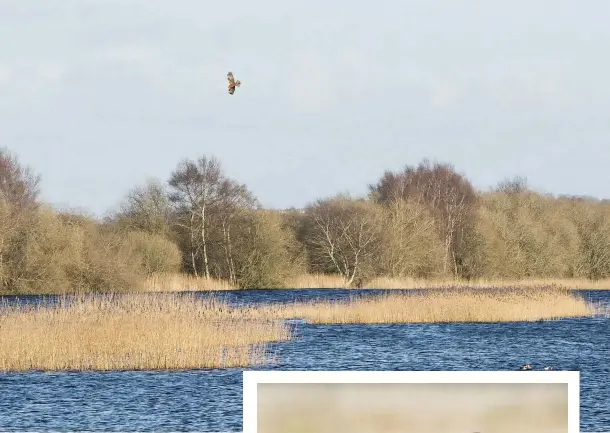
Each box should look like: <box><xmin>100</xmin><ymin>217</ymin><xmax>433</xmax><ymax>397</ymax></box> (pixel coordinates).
<box><xmin>227</xmin><ymin>72</ymin><xmax>241</xmax><ymax>95</ymax></box>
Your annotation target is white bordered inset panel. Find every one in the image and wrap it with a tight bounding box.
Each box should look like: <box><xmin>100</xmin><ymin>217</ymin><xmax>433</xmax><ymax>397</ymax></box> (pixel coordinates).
<box><xmin>243</xmin><ymin>370</ymin><xmax>579</xmax><ymax>433</ymax></box>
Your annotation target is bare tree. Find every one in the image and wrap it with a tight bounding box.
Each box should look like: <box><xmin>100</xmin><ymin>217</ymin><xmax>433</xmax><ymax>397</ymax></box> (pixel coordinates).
<box><xmin>0</xmin><ymin>199</ymin><xmax>23</xmax><ymax>288</ymax></box>
<box><xmin>370</xmin><ymin>159</ymin><xmax>478</xmax><ymax>276</ymax></box>
<box><xmin>168</xmin><ymin>157</ymin><xmax>223</xmax><ymax>278</ymax></box>
<box><xmin>496</xmin><ymin>175</ymin><xmax>529</xmax><ymax>195</ymax></box>
<box><xmin>572</xmin><ymin>206</ymin><xmax>610</xmax><ymax>280</ymax></box>
<box><xmin>229</xmin><ymin>209</ymin><xmax>305</xmax><ymax>288</ymax></box>
<box><xmin>110</xmin><ymin>178</ymin><xmax>172</xmax><ymax>237</ymax></box>
<box><xmin>379</xmin><ymin>199</ymin><xmax>444</xmax><ymax>278</ymax></box>
<box><xmin>215</xmin><ymin>178</ymin><xmax>258</xmax><ymax>285</ymax></box>
<box><xmin>167</xmin><ymin>156</ymin><xmax>258</xmax><ymax>281</ymax></box>
<box><xmin>0</xmin><ymin>148</ymin><xmax>41</xmax><ymax>211</ymax></box>
<box><xmin>305</xmin><ymin>196</ymin><xmax>382</xmax><ymax>285</ymax></box>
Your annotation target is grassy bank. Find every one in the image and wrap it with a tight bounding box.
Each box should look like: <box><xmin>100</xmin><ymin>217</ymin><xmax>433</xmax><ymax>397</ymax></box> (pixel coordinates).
<box><xmin>249</xmin><ymin>286</ymin><xmax>596</xmax><ymax>324</ymax></box>
<box><xmin>0</xmin><ymin>294</ymin><xmax>290</xmax><ymax>372</ymax></box>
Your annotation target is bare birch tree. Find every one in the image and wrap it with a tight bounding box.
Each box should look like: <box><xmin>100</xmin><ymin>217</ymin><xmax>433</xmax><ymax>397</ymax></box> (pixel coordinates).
<box><xmin>305</xmin><ymin>196</ymin><xmax>382</xmax><ymax>285</ymax></box>
<box><xmin>167</xmin><ymin>156</ymin><xmax>258</xmax><ymax>281</ymax></box>
<box><xmin>214</xmin><ymin>178</ymin><xmax>258</xmax><ymax>285</ymax></box>
<box><xmin>168</xmin><ymin>156</ymin><xmax>223</xmax><ymax>278</ymax></box>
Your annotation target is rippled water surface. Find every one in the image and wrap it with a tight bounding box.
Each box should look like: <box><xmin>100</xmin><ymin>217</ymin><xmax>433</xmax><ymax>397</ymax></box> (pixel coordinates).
<box><xmin>1</xmin><ymin>289</ymin><xmax>609</xmax><ymax>432</ymax></box>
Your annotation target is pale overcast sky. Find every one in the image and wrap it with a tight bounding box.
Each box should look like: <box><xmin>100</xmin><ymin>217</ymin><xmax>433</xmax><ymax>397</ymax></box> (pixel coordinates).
<box><xmin>1</xmin><ymin>1</ymin><xmax>609</xmax><ymax>216</ymax></box>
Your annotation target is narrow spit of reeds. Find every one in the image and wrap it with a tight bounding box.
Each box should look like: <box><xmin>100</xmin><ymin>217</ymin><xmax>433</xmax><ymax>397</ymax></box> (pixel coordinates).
<box><xmin>284</xmin><ymin>273</ymin><xmax>350</xmax><ymax>289</ymax></box>
<box><xmin>247</xmin><ymin>286</ymin><xmax>597</xmax><ymax>324</ymax></box>
<box><xmin>0</xmin><ymin>293</ymin><xmax>290</xmax><ymax>372</ymax></box>
<box><xmin>364</xmin><ymin>276</ymin><xmax>610</xmax><ymax>290</ymax></box>
<box><xmin>142</xmin><ymin>273</ymin><xmax>236</xmax><ymax>292</ymax></box>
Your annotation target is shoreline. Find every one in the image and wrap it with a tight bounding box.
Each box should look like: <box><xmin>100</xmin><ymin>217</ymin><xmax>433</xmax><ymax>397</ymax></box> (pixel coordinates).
<box><xmin>2</xmin><ymin>276</ymin><xmax>610</xmax><ymax>297</ymax></box>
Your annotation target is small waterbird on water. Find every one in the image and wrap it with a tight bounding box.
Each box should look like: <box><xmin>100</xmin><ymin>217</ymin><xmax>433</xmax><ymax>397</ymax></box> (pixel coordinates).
<box><xmin>520</xmin><ymin>363</ymin><xmax>554</xmax><ymax>370</ymax></box>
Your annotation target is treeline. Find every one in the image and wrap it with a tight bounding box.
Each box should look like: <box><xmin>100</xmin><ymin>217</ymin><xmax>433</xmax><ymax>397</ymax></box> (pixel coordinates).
<box><xmin>1</xmin><ymin>147</ymin><xmax>610</xmax><ymax>294</ymax></box>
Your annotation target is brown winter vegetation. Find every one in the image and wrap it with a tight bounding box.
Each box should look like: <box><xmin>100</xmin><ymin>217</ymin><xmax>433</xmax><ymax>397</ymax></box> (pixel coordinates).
<box><xmin>0</xmin><ymin>147</ymin><xmax>603</xmax><ymax>370</ymax></box>
<box><xmin>2</xmin><ymin>148</ymin><xmax>610</xmax><ymax>295</ymax></box>
<box><xmin>247</xmin><ymin>286</ymin><xmax>596</xmax><ymax>324</ymax></box>
<box><xmin>257</xmin><ymin>382</ymin><xmax>568</xmax><ymax>433</ymax></box>
<box><xmin>285</xmin><ymin>273</ymin><xmax>350</xmax><ymax>289</ymax></box>
<box><xmin>363</xmin><ymin>276</ymin><xmax>610</xmax><ymax>290</ymax></box>
<box><xmin>142</xmin><ymin>273</ymin><xmax>236</xmax><ymax>292</ymax></box>
<box><xmin>0</xmin><ymin>293</ymin><xmax>291</xmax><ymax>371</ymax></box>
<box><xmin>0</xmin><ymin>287</ymin><xmax>593</xmax><ymax>371</ymax></box>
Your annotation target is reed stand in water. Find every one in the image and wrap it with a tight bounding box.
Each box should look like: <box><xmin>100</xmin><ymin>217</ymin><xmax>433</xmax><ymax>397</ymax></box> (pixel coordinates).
<box><xmin>0</xmin><ymin>293</ymin><xmax>291</xmax><ymax>372</ymax></box>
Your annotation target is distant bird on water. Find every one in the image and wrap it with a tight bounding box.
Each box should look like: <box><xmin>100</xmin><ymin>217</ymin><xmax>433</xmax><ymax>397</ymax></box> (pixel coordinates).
<box><xmin>227</xmin><ymin>72</ymin><xmax>241</xmax><ymax>95</ymax></box>
<box><xmin>519</xmin><ymin>363</ymin><xmax>554</xmax><ymax>370</ymax></box>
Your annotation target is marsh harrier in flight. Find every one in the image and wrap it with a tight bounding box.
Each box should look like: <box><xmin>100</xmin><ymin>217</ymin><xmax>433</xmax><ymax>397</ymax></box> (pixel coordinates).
<box><xmin>227</xmin><ymin>72</ymin><xmax>241</xmax><ymax>95</ymax></box>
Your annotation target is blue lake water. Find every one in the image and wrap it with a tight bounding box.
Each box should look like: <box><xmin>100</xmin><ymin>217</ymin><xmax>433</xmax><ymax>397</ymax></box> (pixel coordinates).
<box><xmin>0</xmin><ymin>289</ymin><xmax>609</xmax><ymax>432</ymax></box>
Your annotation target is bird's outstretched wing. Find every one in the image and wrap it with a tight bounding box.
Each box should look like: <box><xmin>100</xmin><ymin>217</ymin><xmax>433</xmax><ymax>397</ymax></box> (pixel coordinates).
<box><xmin>227</xmin><ymin>72</ymin><xmax>236</xmax><ymax>94</ymax></box>
<box><xmin>227</xmin><ymin>72</ymin><xmax>240</xmax><ymax>95</ymax></box>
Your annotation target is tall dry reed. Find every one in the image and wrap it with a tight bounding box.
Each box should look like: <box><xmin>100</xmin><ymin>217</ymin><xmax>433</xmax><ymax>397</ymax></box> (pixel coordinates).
<box><xmin>250</xmin><ymin>286</ymin><xmax>596</xmax><ymax>324</ymax></box>
<box><xmin>284</xmin><ymin>273</ymin><xmax>350</xmax><ymax>289</ymax></box>
<box><xmin>364</xmin><ymin>276</ymin><xmax>610</xmax><ymax>290</ymax></box>
<box><xmin>0</xmin><ymin>293</ymin><xmax>289</xmax><ymax>372</ymax></box>
<box><xmin>142</xmin><ymin>273</ymin><xmax>236</xmax><ymax>292</ymax></box>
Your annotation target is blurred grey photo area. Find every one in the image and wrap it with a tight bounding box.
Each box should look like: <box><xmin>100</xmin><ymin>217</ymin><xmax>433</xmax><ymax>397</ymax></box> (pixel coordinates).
<box><xmin>257</xmin><ymin>382</ymin><xmax>568</xmax><ymax>433</ymax></box>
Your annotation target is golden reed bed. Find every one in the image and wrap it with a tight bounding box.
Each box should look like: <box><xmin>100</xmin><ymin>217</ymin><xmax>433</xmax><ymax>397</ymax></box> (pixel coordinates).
<box><xmin>0</xmin><ymin>286</ymin><xmax>596</xmax><ymax>371</ymax></box>
<box><xmin>143</xmin><ymin>273</ymin><xmax>236</xmax><ymax>292</ymax></box>
<box><xmin>287</xmin><ymin>274</ymin><xmax>610</xmax><ymax>290</ymax></box>
<box><xmin>0</xmin><ymin>294</ymin><xmax>290</xmax><ymax>372</ymax></box>
<box><xmin>247</xmin><ymin>286</ymin><xmax>596</xmax><ymax>324</ymax></box>
<box><xmin>363</xmin><ymin>276</ymin><xmax>610</xmax><ymax>291</ymax></box>
<box><xmin>141</xmin><ymin>273</ymin><xmax>610</xmax><ymax>291</ymax></box>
